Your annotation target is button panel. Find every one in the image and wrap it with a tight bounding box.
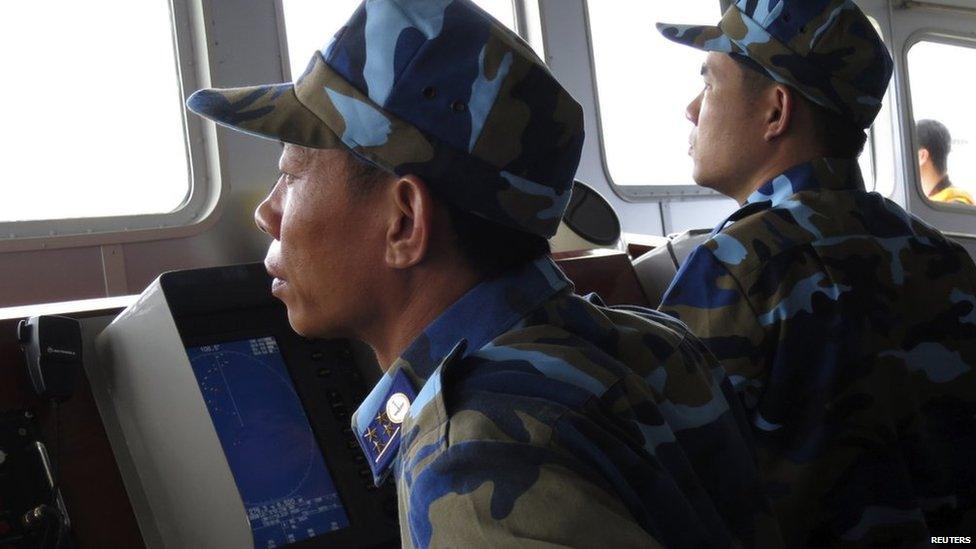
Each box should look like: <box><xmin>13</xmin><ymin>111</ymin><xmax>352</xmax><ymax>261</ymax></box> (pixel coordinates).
<box><xmin>283</xmin><ymin>337</ymin><xmax>398</xmax><ymax>535</ymax></box>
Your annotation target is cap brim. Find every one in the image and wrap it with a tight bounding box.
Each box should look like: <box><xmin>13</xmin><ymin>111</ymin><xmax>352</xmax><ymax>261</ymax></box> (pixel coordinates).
<box><xmin>187</xmin><ymin>83</ymin><xmax>345</xmax><ymax>149</ymax></box>
<box><xmin>655</xmin><ymin>22</ymin><xmax>741</xmax><ymax>54</ymax></box>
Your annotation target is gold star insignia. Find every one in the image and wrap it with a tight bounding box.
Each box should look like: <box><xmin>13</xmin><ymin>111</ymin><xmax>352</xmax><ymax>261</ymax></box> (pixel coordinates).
<box><xmin>363</xmin><ymin>427</ymin><xmax>378</xmax><ymax>443</ymax></box>
<box><xmin>383</xmin><ymin>422</ymin><xmax>395</xmax><ymax>436</ymax></box>
<box><xmin>375</xmin><ymin>411</ymin><xmax>387</xmax><ymax>424</ymax></box>
<box><xmin>372</xmin><ymin>440</ymin><xmax>383</xmax><ymax>452</ymax></box>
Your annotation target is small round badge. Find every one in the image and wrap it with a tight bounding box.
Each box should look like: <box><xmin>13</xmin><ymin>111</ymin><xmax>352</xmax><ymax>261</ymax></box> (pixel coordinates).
<box><xmin>385</xmin><ymin>393</ymin><xmax>411</xmax><ymax>424</ymax></box>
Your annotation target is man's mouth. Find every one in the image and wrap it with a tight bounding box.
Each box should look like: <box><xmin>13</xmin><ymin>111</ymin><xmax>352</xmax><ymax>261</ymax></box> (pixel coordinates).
<box><xmin>265</xmin><ymin>259</ymin><xmax>287</xmax><ymax>294</ymax></box>
<box><xmin>271</xmin><ymin>278</ymin><xmax>287</xmax><ymax>295</ymax></box>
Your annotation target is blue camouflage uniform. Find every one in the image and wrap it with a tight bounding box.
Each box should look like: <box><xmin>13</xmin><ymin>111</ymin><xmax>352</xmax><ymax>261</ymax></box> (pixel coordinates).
<box><xmin>660</xmin><ymin>157</ymin><xmax>976</xmax><ymax>544</ymax></box>
<box><xmin>658</xmin><ymin>0</ymin><xmax>976</xmax><ymax>545</ymax></box>
<box><xmin>185</xmin><ymin>0</ymin><xmax>778</xmax><ymax>545</ymax></box>
<box><xmin>353</xmin><ymin>256</ymin><xmax>778</xmax><ymax>547</ymax></box>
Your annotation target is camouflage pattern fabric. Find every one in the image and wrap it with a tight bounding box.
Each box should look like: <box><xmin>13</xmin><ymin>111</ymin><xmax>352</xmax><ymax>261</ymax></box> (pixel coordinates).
<box><xmin>352</xmin><ymin>257</ymin><xmax>782</xmax><ymax>547</ymax></box>
<box><xmin>657</xmin><ymin>0</ymin><xmax>893</xmax><ymax>129</ymax></box>
<box><xmin>185</xmin><ymin>0</ymin><xmax>584</xmax><ymax>238</ymax></box>
<box><xmin>660</xmin><ymin>157</ymin><xmax>976</xmax><ymax>545</ymax></box>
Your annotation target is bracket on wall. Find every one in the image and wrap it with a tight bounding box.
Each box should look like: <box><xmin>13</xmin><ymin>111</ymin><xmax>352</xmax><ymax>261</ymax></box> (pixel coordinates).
<box><xmin>99</xmin><ymin>245</ymin><xmax>127</xmax><ymax>297</ymax></box>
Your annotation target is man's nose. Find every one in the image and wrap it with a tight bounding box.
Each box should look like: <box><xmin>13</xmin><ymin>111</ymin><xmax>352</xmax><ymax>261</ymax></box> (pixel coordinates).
<box><xmin>686</xmin><ymin>92</ymin><xmax>702</xmax><ymax>125</ymax></box>
<box><xmin>254</xmin><ymin>191</ymin><xmax>281</xmax><ymax>240</ymax></box>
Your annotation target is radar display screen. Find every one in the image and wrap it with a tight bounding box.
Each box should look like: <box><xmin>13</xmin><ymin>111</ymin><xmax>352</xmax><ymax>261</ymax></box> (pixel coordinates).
<box><xmin>187</xmin><ymin>336</ymin><xmax>350</xmax><ymax>548</ymax></box>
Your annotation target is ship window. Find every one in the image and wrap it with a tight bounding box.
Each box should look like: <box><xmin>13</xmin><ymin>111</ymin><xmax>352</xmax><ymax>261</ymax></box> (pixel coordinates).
<box><xmin>907</xmin><ymin>40</ymin><xmax>976</xmax><ymax>208</ymax></box>
<box><xmin>587</xmin><ymin>1</ymin><xmax>722</xmax><ymax>188</ymax></box>
<box><xmin>1</xmin><ymin>1</ymin><xmax>191</xmax><ymax>223</ymax></box>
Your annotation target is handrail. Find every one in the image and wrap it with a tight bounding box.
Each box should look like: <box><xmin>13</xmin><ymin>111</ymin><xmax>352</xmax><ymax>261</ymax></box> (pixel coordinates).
<box><xmin>944</xmin><ymin>231</ymin><xmax>976</xmax><ymax>241</ymax></box>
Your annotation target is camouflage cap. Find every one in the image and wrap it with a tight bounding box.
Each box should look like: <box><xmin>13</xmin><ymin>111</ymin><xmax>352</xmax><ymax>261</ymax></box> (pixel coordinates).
<box><xmin>186</xmin><ymin>0</ymin><xmax>584</xmax><ymax>238</ymax></box>
<box><xmin>657</xmin><ymin>0</ymin><xmax>893</xmax><ymax>129</ymax></box>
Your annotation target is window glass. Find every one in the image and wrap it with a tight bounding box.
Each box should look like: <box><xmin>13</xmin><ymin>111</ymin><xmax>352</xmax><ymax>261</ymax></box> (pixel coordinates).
<box><xmin>907</xmin><ymin>40</ymin><xmax>976</xmax><ymax>206</ymax></box>
<box><xmin>588</xmin><ymin>1</ymin><xmax>721</xmax><ymax>187</ymax></box>
<box><xmin>859</xmin><ymin>133</ymin><xmax>876</xmax><ymax>193</ymax></box>
<box><xmin>282</xmin><ymin>0</ymin><xmax>518</xmax><ymax>82</ymax></box>
<box><xmin>522</xmin><ymin>0</ymin><xmax>546</xmax><ymax>60</ymax></box>
<box><xmin>1</xmin><ymin>2</ymin><xmax>190</xmax><ymax>222</ymax></box>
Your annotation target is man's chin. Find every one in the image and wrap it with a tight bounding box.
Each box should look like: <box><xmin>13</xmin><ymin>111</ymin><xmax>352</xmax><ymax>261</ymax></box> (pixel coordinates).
<box><xmin>691</xmin><ymin>169</ymin><xmax>715</xmax><ymax>191</ymax></box>
<box><xmin>285</xmin><ymin>309</ymin><xmax>321</xmax><ymax>339</ymax></box>
<box><xmin>285</xmin><ymin>309</ymin><xmax>349</xmax><ymax>341</ymax></box>
<box><xmin>691</xmin><ymin>169</ymin><xmax>733</xmax><ymax>198</ymax></box>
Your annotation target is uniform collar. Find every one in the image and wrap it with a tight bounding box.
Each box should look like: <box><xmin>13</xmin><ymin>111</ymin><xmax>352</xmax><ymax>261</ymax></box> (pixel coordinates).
<box><xmin>714</xmin><ymin>157</ymin><xmax>865</xmax><ymax>235</ymax></box>
<box><xmin>351</xmin><ymin>256</ymin><xmax>572</xmax><ymax>484</ymax></box>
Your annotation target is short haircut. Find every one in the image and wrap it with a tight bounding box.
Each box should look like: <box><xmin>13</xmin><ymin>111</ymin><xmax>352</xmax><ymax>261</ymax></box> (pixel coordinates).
<box><xmin>343</xmin><ymin>150</ymin><xmax>551</xmax><ymax>276</ymax></box>
<box><xmin>345</xmin><ymin>150</ymin><xmax>397</xmax><ymax>196</ymax></box>
<box><xmin>916</xmin><ymin>119</ymin><xmax>951</xmax><ymax>175</ymax></box>
<box><xmin>730</xmin><ymin>54</ymin><xmax>868</xmax><ymax>159</ymax></box>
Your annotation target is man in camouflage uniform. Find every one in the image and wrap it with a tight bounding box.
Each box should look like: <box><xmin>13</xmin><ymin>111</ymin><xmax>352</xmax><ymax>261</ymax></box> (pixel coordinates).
<box><xmin>658</xmin><ymin>0</ymin><xmax>976</xmax><ymax>544</ymax></box>
<box><xmin>185</xmin><ymin>0</ymin><xmax>775</xmax><ymax>546</ymax></box>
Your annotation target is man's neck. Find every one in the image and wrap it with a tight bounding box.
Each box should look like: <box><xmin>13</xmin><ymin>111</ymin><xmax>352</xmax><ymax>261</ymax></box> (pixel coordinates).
<box><xmin>921</xmin><ymin>166</ymin><xmax>947</xmax><ymax>196</ymax></box>
<box><xmin>365</xmin><ymin>265</ymin><xmax>483</xmax><ymax>370</ymax></box>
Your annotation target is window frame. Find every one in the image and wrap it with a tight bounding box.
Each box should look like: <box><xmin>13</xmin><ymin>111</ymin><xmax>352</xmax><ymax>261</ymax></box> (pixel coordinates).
<box><xmin>859</xmin><ymin>84</ymin><xmax>897</xmax><ymax>200</ymax></box>
<box><xmin>0</xmin><ymin>0</ymin><xmax>224</xmax><ymax>253</ymax></box>
<box><xmin>902</xmin><ymin>31</ymin><xmax>976</xmax><ymax>217</ymax></box>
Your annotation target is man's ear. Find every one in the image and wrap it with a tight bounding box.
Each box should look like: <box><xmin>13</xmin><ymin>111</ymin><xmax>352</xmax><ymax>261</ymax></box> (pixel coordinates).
<box><xmin>384</xmin><ymin>175</ymin><xmax>434</xmax><ymax>269</ymax></box>
<box><xmin>918</xmin><ymin>147</ymin><xmax>931</xmax><ymax>167</ymax></box>
<box><xmin>763</xmin><ymin>84</ymin><xmax>794</xmax><ymax>142</ymax></box>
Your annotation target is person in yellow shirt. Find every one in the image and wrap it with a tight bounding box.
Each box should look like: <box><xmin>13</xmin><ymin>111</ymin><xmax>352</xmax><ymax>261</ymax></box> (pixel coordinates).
<box><xmin>917</xmin><ymin>119</ymin><xmax>975</xmax><ymax>205</ymax></box>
